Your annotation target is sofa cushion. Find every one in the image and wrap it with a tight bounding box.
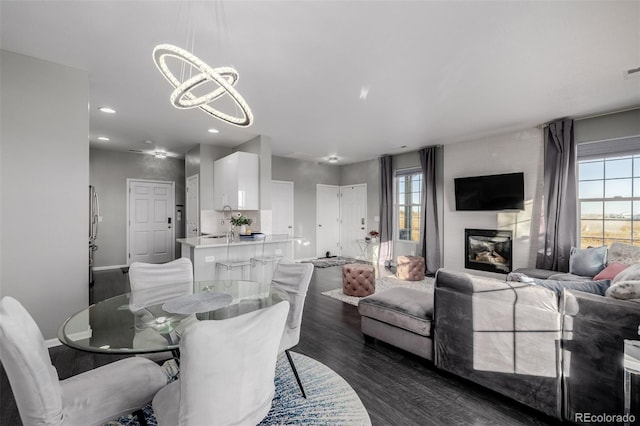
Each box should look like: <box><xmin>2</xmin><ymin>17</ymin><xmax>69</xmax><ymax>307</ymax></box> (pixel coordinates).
<box><xmin>510</xmin><ymin>268</ymin><xmax>557</xmax><ymax>280</ymax></box>
<box><xmin>530</xmin><ymin>278</ymin><xmax>611</xmax><ymax>296</ymax></box>
<box><xmin>358</xmin><ymin>288</ymin><xmax>433</xmax><ymax>337</ymax></box>
<box><xmin>569</xmin><ymin>246</ymin><xmax>607</xmax><ymax>277</ymax></box>
<box><xmin>547</xmin><ymin>272</ymin><xmax>594</xmax><ymax>281</ymax></box>
<box><xmin>607</xmin><ymin>242</ymin><xmax>640</xmax><ymax>266</ymax></box>
<box><xmin>593</xmin><ymin>262</ymin><xmax>629</xmax><ymax>281</ymax></box>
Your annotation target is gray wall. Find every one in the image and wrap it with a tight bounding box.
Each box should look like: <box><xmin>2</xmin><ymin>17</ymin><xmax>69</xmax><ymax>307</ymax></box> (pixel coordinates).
<box><xmin>1</xmin><ymin>50</ymin><xmax>89</xmax><ymax>340</ymax></box>
<box><xmin>90</xmin><ymin>148</ymin><xmax>185</xmax><ymax>267</ymax></box>
<box><xmin>442</xmin><ymin>128</ymin><xmax>544</xmax><ymax>277</ymax></box>
<box><xmin>187</xmin><ymin>144</ymin><xmax>232</xmax><ymax>211</ymax></box>
<box><xmin>339</xmin><ymin>159</ymin><xmax>380</xmax><ymax>234</ymax></box>
<box><xmin>185</xmin><ymin>144</ymin><xmax>200</xmax><ymax>179</ymax></box>
<box><xmin>234</xmin><ymin>135</ymin><xmax>273</xmax><ymax>209</ymax></box>
<box><xmin>272</xmin><ymin>156</ymin><xmax>340</xmax><ymax>259</ymax></box>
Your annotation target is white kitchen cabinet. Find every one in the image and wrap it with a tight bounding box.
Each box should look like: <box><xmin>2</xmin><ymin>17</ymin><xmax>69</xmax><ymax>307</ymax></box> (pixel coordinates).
<box><xmin>214</xmin><ymin>151</ymin><xmax>259</xmax><ymax>210</ymax></box>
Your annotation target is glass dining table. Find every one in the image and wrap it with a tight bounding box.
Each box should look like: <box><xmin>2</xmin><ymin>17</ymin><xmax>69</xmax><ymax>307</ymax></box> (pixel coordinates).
<box><xmin>58</xmin><ymin>280</ymin><xmax>286</xmax><ymax>356</ymax></box>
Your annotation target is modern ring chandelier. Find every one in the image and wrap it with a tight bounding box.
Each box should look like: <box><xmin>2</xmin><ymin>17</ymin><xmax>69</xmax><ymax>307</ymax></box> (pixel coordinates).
<box><xmin>153</xmin><ymin>43</ymin><xmax>253</xmax><ymax>127</ymax></box>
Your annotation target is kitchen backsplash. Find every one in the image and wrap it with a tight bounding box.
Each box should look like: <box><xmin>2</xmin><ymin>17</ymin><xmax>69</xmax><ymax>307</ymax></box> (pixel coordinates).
<box><xmin>200</xmin><ymin>209</ymin><xmax>263</xmax><ymax>236</ymax></box>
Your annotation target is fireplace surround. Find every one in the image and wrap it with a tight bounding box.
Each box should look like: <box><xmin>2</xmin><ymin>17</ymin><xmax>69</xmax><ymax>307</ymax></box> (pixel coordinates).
<box><xmin>465</xmin><ymin>229</ymin><xmax>512</xmax><ymax>274</ymax></box>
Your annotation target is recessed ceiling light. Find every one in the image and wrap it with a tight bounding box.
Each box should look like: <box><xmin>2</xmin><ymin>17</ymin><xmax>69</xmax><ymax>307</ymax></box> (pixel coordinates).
<box><xmin>98</xmin><ymin>107</ymin><xmax>116</xmax><ymax>114</ymax></box>
<box><xmin>208</xmin><ymin>128</ymin><xmax>219</xmax><ymax>134</ymax></box>
<box><xmin>97</xmin><ymin>136</ymin><xmax>110</xmax><ymax>141</ymax></box>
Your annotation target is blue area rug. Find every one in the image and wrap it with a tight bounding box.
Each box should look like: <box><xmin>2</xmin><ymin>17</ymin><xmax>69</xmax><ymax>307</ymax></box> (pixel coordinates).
<box><xmin>105</xmin><ymin>352</ymin><xmax>371</xmax><ymax>425</ymax></box>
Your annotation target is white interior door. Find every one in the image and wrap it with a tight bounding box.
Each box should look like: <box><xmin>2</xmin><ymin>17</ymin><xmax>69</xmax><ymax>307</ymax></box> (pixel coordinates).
<box><xmin>340</xmin><ymin>184</ymin><xmax>367</xmax><ymax>258</ymax></box>
<box><xmin>316</xmin><ymin>184</ymin><xmax>340</xmax><ymax>257</ymax></box>
<box><xmin>128</xmin><ymin>180</ymin><xmax>175</xmax><ymax>265</ymax></box>
<box><xmin>271</xmin><ymin>180</ymin><xmax>294</xmax><ymax>237</ymax></box>
<box><xmin>186</xmin><ymin>174</ymin><xmax>199</xmax><ymax>237</ymax></box>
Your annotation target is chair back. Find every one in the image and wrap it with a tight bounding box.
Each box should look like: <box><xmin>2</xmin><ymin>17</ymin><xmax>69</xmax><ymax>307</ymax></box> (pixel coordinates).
<box><xmin>258</xmin><ymin>233</ymin><xmax>289</xmax><ymax>259</ymax></box>
<box><xmin>129</xmin><ymin>257</ymin><xmax>193</xmax><ymax>312</ymax></box>
<box><xmin>178</xmin><ymin>301</ymin><xmax>289</xmax><ymax>426</ymax></box>
<box><xmin>0</xmin><ymin>297</ymin><xmax>63</xmax><ymax>426</ymax></box>
<box><xmin>271</xmin><ymin>262</ymin><xmax>314</xmax><ymax>352</ymax></box>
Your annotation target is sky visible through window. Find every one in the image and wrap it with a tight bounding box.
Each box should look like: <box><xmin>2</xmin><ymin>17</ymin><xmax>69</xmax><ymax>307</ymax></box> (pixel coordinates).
<box><xmin>579</xmin><ymin>154</ymin><xmax>640</xmax><ymax>248</ymax></box>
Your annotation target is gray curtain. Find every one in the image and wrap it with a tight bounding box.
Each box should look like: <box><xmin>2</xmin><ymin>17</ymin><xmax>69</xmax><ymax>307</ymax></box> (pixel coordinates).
<box><xmin>379</xmin><ymin>155</ymin><xmax>394</xmax><ymax>266</ymax></box>
<box><xmin>419</xmin><ymin>146</ymin><xmax>441</xmax><ymax>273</ymax></box>
<box><xmin>536</xmin><ymin>118</ymin><xmax>577</xmax><ymax>272</ymax></box>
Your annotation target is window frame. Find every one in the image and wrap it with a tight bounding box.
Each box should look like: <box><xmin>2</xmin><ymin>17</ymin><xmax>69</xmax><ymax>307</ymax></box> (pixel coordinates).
<box><xmin>394</xmin><ymin>167</ymin><xmax>423</xmax><ymax>242</ymax></box>
<box><xmin>578</xmin><ymin>154</ymin><xmax>640</xmax><ymax>248</ymax></box>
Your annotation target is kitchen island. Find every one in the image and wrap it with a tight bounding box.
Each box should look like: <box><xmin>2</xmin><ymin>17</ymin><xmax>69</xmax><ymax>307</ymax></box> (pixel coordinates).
<box><xmin>177</xmin><ymin>235</ymin><xmax>294</xmax><ymax>281</ymax></box>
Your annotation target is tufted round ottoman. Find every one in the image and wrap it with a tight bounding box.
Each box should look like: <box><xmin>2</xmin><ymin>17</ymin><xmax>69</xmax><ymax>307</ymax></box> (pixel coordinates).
<box><xmin>342</xmin><ymin>264</ymin><xmax>376</xmax><ymax>297</ymax></box>
<box><xmin>396</xmin><ymin>255</ymin><xmax>425</xmax><ymax>281</ymax></box>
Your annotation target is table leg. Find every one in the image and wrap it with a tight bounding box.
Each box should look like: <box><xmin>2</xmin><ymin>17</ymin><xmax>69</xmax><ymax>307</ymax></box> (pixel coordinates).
<box><xmin>624</xmin><ymin>368</ymin><xmax>631</xmax><ymax>426</ymax></box>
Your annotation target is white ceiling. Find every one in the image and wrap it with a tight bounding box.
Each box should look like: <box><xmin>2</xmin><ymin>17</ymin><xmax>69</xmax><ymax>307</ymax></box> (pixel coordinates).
<box><xmin>1</xmin><ymin>1</ymin><xmax>639</xmax><ymax>164</ymax></box>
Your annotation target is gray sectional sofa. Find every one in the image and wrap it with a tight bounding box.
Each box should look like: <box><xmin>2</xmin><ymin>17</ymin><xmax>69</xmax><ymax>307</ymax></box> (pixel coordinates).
<box><xmin>561</xmin><ymin>288</ymin><xmax>639</xmax><ymax>423</ymax></box>
<box><xmin>358</xmin><ymin>251</ymin><xmax>640</xmax><ymax>423</ymax></box>
<box><xmin>434</xmin><ymin>270</ymin><xmax>563</xmax><ymax>419</ymax></box>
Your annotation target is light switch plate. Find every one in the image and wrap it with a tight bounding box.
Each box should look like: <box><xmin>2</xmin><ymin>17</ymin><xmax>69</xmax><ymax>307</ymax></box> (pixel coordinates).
<box><xmin>205</xmin><ymin>256</ymin><xmax>215</xmax><ymax>263</ymax></box>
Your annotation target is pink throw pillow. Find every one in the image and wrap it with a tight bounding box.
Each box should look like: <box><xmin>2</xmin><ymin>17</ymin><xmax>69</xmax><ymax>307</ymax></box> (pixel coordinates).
<box><xmin>594</xmin><ymin>262</ymin><xmax>629</xmax><ymax>281</ymax></box>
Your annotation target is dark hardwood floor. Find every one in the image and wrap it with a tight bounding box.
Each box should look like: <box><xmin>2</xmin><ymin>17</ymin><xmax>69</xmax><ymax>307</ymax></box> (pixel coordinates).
<box><xmin>1</xmin><ymin>266</ymin><xmax>564</xmax><ymax>425</ymax></box>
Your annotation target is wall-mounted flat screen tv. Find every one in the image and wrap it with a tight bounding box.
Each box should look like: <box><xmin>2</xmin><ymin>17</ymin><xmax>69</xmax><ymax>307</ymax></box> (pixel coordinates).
<box><xmin>454</xmin><ymin>172</ymin><xmax>525</xmax><ymax>211</ymax></box>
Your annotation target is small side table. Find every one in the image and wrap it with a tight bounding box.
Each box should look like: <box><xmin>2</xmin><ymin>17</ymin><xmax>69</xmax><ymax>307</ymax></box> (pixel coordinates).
<box><xmin>624</xmin><ymin>339</ymin><xmax>640</xmax><ymax>426</ymax></box>
<box><xmin>355</xmin><ymin>239</ymin><xmax>378</xmax><ymax>262</ymax></box>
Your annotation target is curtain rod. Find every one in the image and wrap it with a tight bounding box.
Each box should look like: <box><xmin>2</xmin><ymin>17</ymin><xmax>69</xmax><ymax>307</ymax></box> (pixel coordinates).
<box><xmin>541</xmin><ymin>105</ymin><xmax>640</xmax><ymax>127</ymax></box>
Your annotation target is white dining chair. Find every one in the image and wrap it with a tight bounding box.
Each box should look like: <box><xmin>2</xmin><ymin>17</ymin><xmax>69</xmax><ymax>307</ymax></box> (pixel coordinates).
<box><xmin>250</xmin><ymin>233</ymin><xmax>289</xmax><ymax>283</ymax></box>
<box><xmin>0</xmin><ymin>296</ymin><xmax>167</xmax><ymax>426</ymax></box>
<box><xmin>128</xmin><ymin>257</ymin><xmax>194</xmax><ymax>311</ymax></box>
<box><xmin>152</xmin><ymin>300</ymin><xmax>290</xmax><ymax>426</ymax></box>
<box><xmin>128</xmin><ymin>257</ymin><xmax>195</xmax><ymax>361</ymax></box>
<box><xmin>271</xmin><ymin>261</ymin><xmax>314</xmax><ymax>398</ymax></box>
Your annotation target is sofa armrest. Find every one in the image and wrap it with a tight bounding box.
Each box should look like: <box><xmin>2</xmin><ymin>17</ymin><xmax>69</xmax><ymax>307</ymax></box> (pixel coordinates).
<box><xmin>435</xmin><ymin>268</ymin><xmax>558</xmax><ymax>311</ymax></box>
<box><xmin>511</xmin><ymin>267</ymin><xmax>558</xmax><ymax>279</ymax></box>
<box><xmin>560</xmin><ymin>290</ymin><xmax>640</xmax><ymax>422</ymax></box>
<box><xmin>563</xmin><ymin>289</ymin><xmax>640</xmax><ymax>325</ymax></box>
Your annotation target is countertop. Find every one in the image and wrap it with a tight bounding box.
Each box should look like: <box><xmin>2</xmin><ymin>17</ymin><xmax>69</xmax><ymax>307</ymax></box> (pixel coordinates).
<box><xmin>177</xmin><ymin>236</ymin><xmax>292</xmax><ymax>248</ymax></box>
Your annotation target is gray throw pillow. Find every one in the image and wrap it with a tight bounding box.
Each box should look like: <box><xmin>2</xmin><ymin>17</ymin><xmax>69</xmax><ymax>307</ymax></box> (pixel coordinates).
<box><xmin>569</xmin><ymin>246</ymin><xmax>607</xmax><ymax>277</ymax></box>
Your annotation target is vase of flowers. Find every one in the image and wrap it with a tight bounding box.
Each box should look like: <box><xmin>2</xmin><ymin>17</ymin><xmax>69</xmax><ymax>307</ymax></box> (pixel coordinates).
<box><xmin>230</xmin><ymin>214</ymin><xmax>253</xmax><ymax>235</ymax></box>
<box><xmin>368</xmin><ymin>230</ymin><xmax>380</xmax><ymax>243</ymax></box>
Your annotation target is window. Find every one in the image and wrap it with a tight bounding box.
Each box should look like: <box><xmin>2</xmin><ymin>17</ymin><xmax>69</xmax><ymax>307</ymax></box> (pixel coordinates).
<box><xmin>578</xmin><ymin>154</ymin><xmax>640</xmax><ymax>248</ymax></box>
<box><xmin>396</xmin><ymin>169</ymin><xmax>422</xmax><ymax>241</ymax></box>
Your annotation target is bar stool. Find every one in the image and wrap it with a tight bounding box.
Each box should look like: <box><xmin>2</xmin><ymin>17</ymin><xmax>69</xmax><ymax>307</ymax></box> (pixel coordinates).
<box><xmin>250</xmin><ymin>234</ymin><xmax>288</xmax><ymax>283</ymax></box>
<box><xmin>216</xmin><ymin>236</ymin><xmax>252</xmax><ymax>280</ymax></box>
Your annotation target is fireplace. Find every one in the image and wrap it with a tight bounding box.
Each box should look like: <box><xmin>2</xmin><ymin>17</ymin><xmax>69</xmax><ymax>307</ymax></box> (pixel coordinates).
<box><xmin>465</xmin><ymin>229</ymin><xmax>512</xmax><ymax>274</ymax></box>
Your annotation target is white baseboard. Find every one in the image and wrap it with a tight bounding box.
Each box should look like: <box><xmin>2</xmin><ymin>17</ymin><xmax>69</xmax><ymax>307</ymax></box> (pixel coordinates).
<box><xmin>45</xmin><ymin>338</ymin><xmax>62</xmax><ymax>348</ymax></box>
<box><xmin>46</xmin><ymin>328</ymin><xmax>92</xmax><ymax>349</ymax></box>
<box><xmin>295</xmin><ymin>256</ymin><xmax>317</xmax><ymax>262</ymax></box>
<box><xmin>93</xmin><ymin>264</ymin><xmax>128</xmax><ymax>271</ymax></box>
